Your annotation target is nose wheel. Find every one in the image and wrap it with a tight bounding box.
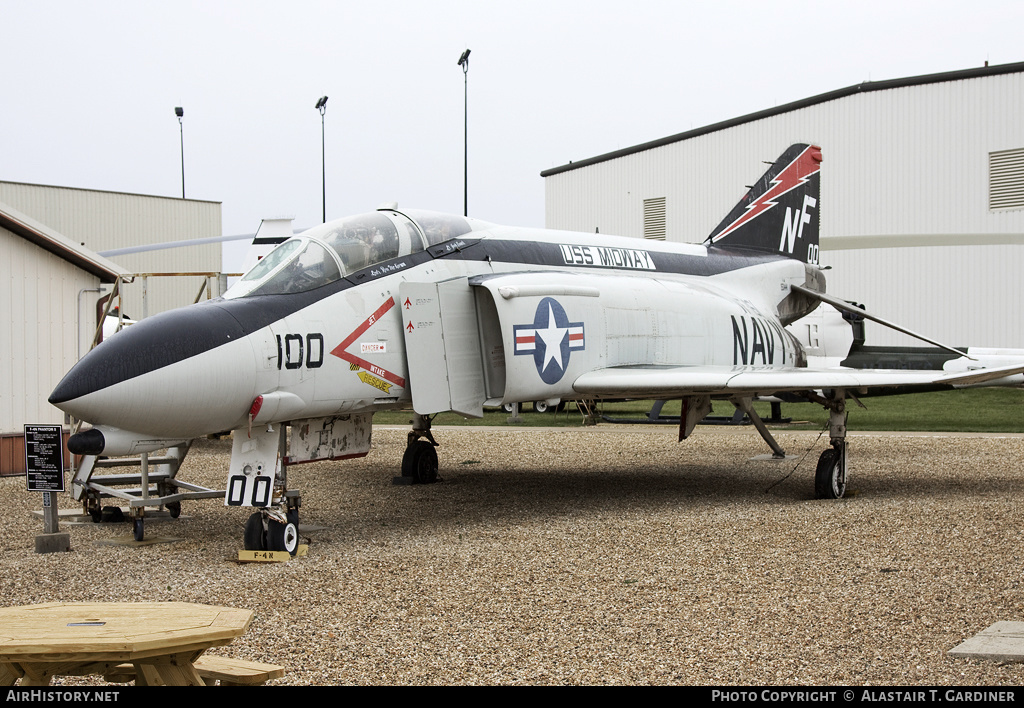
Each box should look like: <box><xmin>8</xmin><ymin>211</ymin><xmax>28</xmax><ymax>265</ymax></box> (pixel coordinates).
<box><xmin>243</xmin><ymin>508</ymin><xmax>300</xmax><ymax>555</ymax></box>
<box><xmin>269</xmin><ymin>511</ymin><xmax>300</xmax><ymax>554</ymax></box>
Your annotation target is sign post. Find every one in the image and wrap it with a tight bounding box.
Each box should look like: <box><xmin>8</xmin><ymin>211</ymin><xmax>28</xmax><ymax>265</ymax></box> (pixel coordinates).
<box><xmin>24</xmin><ymin>425</ymin><xmax>71</xmax><ymax>553</ymax></box>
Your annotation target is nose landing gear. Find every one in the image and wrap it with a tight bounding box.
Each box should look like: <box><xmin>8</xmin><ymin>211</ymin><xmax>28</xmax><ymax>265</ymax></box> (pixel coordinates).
<box><xmin>243</xmin><ymin>505</ymin><xmax>301</xmax><ymax>555</ymax></box>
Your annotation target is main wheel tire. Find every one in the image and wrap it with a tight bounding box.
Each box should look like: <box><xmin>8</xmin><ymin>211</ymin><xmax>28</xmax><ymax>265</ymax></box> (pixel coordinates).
<box><xmin>401</xmin><ymin>443</ymin><xmax>418</xmax><ymax>478</ymax></box>
<box><xmin>243</xmin><ymin>512</ymin><xmax>267</xmax><ymax>551</ymax></box>
<box><xmin>533</xmin><ymin>400</ymin><xmax>550</xmax><ymax>413</ymax></box>
<box><xmin>409</xmin><ymin>441</ymin><xmax>438</xmax><ymax>484</ymax></box>
<box><xmin>814</xmin><ymin>447</ymin><xmax>846</xmax><ymax>499</ymax></box>
<box><xmin>268</xmin><ymin>515</ymin><xmax>299</xmax><ymax>555</ymax></box>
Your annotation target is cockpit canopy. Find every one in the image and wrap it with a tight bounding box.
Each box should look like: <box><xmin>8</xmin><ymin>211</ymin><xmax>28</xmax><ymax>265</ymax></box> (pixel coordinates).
<box><xmin>224</xmin><ymin>209</ymin><xmax>474</xmax><ymax>299</ymax></box>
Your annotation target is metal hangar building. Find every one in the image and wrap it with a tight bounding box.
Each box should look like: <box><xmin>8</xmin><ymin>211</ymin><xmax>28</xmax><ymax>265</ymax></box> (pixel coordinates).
<box><xmin>0</xmin><ymin>185</ymin><xmax>222</xmax><ymax>475</ymax></box>
<box><xmin>541</xmin><ymin>62</ymin><xmax>1024</xmax><ymax>349</ymax></box>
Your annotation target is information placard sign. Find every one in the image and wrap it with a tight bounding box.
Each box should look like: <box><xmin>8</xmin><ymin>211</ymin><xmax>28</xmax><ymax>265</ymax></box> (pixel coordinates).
<box><xmin>24</xmin><ymin>425</ymin><xmax>65</xmax><ymax>493</ymax></box>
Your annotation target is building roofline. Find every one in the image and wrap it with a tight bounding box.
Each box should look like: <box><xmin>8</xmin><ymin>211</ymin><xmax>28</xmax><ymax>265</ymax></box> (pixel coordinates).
<box><xmin>0</xmin><ymin>201</ymin><xmax>127</xmax><ymax>282</ymax></box>
<box><xmin>540</xmin><ymin>60</ymin><xmax>1024</xmax><ymax>178</ymax></box>
<box><xmin>0</xmin><ymin>179</ymin><xmax>221</xmax><ymax>206</ymax></box>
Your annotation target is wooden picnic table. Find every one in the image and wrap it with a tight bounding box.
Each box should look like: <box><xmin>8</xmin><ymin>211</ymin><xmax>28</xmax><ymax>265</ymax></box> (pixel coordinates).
<box><xmin>0</xmin><ymin>602</ymin><xmax>255</xmax><ymax>686</ymax></box>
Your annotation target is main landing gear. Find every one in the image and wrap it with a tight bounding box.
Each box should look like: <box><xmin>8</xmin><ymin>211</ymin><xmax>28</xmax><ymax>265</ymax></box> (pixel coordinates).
<box><xmin>814</xmin><ymin>393</ymin><xmax>848</xmax><ymax>500</ymax></box>
<box><xmin>398</xmin><ymin>413</ymin><xmax>440</xmax><ymax>485</ymax></box>
<box><xmin>736</xmin><ymin>390</ymin><xmax>850</xmax><ymax>499</ymax></box>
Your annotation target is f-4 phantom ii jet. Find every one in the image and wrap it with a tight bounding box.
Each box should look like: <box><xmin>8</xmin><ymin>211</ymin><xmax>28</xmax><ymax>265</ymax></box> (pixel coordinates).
<box><xmin>50</xmin><ymin>144</ymin><xmax>1024</xmax><ymax>552</ymax></box>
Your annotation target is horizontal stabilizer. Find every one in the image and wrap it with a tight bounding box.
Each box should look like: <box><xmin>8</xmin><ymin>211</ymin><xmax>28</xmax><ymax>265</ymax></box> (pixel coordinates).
<box><xmin>938</xmin><ymin>362</ymin><xmax>1024</xmax><ymax>387</ymax></box>
<box><xmin>791</xmin><ymin>284</ymin><xmax>972</xmax><ymax>360</ymax></box>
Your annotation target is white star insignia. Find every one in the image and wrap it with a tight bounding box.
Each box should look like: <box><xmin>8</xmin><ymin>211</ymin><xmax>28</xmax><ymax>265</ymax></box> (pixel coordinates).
<box><xmin>535</xmin><ymin>304</ymin><xmax>567</xmax><ymax>372</ymax></box>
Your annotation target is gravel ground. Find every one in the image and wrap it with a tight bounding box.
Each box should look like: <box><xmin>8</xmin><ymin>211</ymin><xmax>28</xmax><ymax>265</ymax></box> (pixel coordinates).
<box><xmin>3</xmin><ymin>425</ymin><xmax>1024</xmax><ymax>686</ymax></box>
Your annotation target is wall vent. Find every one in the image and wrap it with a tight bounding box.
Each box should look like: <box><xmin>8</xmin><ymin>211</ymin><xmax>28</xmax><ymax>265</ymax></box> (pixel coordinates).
<box><xmin>643</xmin><ymin>197</ymin><xmax>666</xmax><ymax>239</ymax></box>
<box><xmin>990</xmin><ymin>147</ymin><xmax>1024</xmax><ymax>210</ymax></box>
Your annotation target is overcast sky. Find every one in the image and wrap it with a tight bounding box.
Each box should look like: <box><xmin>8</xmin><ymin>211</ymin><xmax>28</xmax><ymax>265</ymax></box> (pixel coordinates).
<box><xmin>3</xmin><ymin>0</ymin><xmax>1022</xmax><ymax>240</ymax></box>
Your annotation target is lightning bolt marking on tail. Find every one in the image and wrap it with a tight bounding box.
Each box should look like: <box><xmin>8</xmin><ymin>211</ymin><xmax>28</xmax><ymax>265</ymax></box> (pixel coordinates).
<box><xmin>711</xmin><ymin>146</ymin><xmax>821</xmax><ymax>243</ymax></box>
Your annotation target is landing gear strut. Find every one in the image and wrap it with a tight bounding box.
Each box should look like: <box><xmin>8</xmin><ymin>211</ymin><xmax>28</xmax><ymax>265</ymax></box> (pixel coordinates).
<box><xmin>731</xmin><ymin>397</ymin><xmax>786</xmax><ymax>458</ymax></box>
<box><xmin>238</xmin><ymin>425</ymin><xmax>302</xmax><ymax>555</ymax></box>
<box><xmin>815</xmin><ymin>392</ymin><xmax>848</xmax><ymax>499</ymax></box>
<box><xmin>398</xmin><ymin>413</ymin><xmax>440</xmax><ymax>484</ymax></box>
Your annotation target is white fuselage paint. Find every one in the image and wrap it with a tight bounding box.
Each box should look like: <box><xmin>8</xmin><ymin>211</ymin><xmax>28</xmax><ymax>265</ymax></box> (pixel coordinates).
<box><xmin>55</xmin><ymin>222</ymin><xmax>814</xmax><ymax>446</ymax></box>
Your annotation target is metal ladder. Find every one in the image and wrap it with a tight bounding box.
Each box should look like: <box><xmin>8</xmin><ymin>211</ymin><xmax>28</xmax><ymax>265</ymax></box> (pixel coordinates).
<box><xmin>70</xmin><ymin>442</ymin><xmax>225</xmax><ymax>540</ymax></box>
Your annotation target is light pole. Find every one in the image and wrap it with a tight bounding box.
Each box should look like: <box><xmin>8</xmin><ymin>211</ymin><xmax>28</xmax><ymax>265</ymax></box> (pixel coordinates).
<box><xmin>174</xmin><ymin>107</ymin><xmax>184</xmax><ymax>198</ymax></box>
<box><xmin>315</xmin><ymin>96</ymin><xmax>328</xmax><ymax>223</ymax></box>
<box><xmin>457</xmin><ymin>49</ymin><xmax>470</xmax><ymax>217</ymax></box>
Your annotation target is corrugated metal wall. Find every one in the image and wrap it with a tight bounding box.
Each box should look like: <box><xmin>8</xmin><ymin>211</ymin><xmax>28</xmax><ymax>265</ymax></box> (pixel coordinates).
<box><xmin>544</xmin><ymin>72</ymin><xmax>1024</xmax><ymax>347</ymax></box>
<box><xmin>0</xmin><ymin>182</ymin><xmax>222</xmax><ymax>322</ymax></box>
<box><xmin>1</xmin><ymin>227</ymin><xmax>99</xmax><ymax>434</ymax></box>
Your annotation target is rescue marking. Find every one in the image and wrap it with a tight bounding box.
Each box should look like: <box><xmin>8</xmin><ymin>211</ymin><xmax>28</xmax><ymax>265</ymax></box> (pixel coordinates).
<box><xmin>513</xmin><ymin>297</ymin><xmax>585</xmax><ymax>384</ymax></box>
<box><xmin>330</xmin><ymin>297</ymin><xmax>406</xmax><ymax>388</ymax></box>
<box><xmin>358</xmin><ymin>371</ymin><xmax>393</xmax><ymax>393</ymax></box>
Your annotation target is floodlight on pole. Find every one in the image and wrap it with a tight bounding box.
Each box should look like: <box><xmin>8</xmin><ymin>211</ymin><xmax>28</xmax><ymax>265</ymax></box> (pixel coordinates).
<box><xmin>457</xmin><ymin>49</ymin><xmax>470</xmax><ymax>217</ymax></box>
<box><xmin>315</xmin><ymin>96</ymin><xmax>328</xmax><ymax>223</ymax></box>
<box><xmin>174</xmin><ymin>107</ymin><xmax>185</xmax><ymax>198</ymax></box>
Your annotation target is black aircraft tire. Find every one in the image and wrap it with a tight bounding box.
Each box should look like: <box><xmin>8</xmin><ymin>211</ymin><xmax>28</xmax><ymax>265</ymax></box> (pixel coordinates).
<box><xmin>268</xmin><ymin>517</ymin><xmax>299</xmax><ymax>556</ymax></box>
<box><xmin>401</xmin><ymin>444</ymin><xmax>417</xmax><ymax>478</ymax></box>
<box><xmin>412</xmin><ymin>441</ymin><xmax>439</xmax><ymax>485</ymax></box>
<box><xmin>243</xmin><ymin>512</ymin><xmax>267</xmax><ymax>551</ymax></box>
<box><xmin>814</xmin><ymin>448</ymin><xmax>846</xmax><ymax>500</ymax></box>
<box><xmin>401</xmin><ymin>441</ymin><xmax>439</xmax><ymax>484</ymax></box>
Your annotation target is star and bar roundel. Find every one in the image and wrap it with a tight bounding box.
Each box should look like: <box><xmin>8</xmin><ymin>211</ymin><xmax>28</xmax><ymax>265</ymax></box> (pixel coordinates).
<box><xmin>513</xmin><ymin>297</ymin><xmax>586</xmax><ymax>385</ymax></box>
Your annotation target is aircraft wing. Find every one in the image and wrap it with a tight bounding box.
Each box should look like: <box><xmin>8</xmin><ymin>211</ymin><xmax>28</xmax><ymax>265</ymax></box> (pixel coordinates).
<box><xmin>572</xmin><ymin>362</ymin><xmax>1024</xmax><ymax>398</ymax></box>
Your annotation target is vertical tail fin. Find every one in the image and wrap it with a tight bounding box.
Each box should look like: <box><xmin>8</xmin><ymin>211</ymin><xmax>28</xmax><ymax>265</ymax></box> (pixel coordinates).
<box><xmin>705</xmin><ymin>144</ymin><xmax>822</xmax><ymax>265</ymax></box>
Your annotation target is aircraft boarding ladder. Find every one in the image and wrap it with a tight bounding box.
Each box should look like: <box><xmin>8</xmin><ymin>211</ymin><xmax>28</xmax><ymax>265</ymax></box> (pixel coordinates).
<box><xmin>70</xmin><ymin>442</ymin><xmax>225</xmax><ymax>541</ymax></box>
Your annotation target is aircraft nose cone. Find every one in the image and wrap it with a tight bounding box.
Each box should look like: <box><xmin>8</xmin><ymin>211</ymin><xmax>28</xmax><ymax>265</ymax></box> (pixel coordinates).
<box><xmin>49</xmin><ymin>302</ymin><xmax>247</xmax><ymax>406</ymax></box>
<box><xmin>48</xmin><ymin>301</ymin><xmax>262</xmax><ymax>438</ymax></box>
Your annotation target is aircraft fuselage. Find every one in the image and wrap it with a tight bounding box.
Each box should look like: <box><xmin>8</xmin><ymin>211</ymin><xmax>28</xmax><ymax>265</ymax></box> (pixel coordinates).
<box><xmin>50</xmin><ymin>210</ymin><xmax>818</xmax><ymax>453</ymax></box>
